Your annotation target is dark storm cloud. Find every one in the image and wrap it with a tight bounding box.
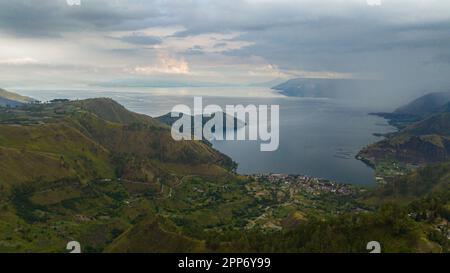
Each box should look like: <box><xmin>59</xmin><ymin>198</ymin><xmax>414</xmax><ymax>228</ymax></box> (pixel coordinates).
<box><xmin>0</xmin><ymin>0</ymin><xmax>160</xmax><ymax>37</ymax></box>
<box><xmin>433</xmin><ymin>53</ymin><xmax>450</xmax><ymax>64</ymax></box>
<box><xmin>2</xmin><ymin>0</ymin><xmax>449</xmax><ymax>58</ymax></box>
<box><xmin>133</xmin><ymin>0</ymin><xmax>450</xmax><ymax>86</ymax></box>
<box><xmin>1</xmin><ymin>0</ymin><xmax>450</xmax><ymax>101</ymax></box>
<box><xmin>0</xmin><ymin>0</ymin><xmax>75</xmax><ymax>37</ymax></box>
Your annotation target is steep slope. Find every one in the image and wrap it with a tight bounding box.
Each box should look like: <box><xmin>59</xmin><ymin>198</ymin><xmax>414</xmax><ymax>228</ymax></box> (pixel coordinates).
<box><xmin>395</xmin><ymin>92</ymin><xmax>450</xmax><ymax>117</ymax></box>
<box><xmin>406</xmin><ymin>112</ymin><xmax>450</xmax><ymax>136</ymax></box>
<box><xmin>375</xmin><ymin>92</ymin><xmax>450</xmax><ymax>129</ymax></box>
<box><xmin>71</xmin><ymin>105</ymin><xmax>234</xmax><ymax>167</ymax></box>
<box><xmin>0</xmin><ymin>98</ymin><xmax>235</xmax><ymax>191</ymax></box>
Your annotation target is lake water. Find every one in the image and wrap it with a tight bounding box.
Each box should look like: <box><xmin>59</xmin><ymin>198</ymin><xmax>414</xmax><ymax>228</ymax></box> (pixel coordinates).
<box><xmin>18</xmin><ymin>87</ymin><xmax>396</xmax><ymax>185</ymax></box>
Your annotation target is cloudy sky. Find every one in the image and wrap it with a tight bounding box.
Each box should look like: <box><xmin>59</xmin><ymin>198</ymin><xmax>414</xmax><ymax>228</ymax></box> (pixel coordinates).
<box><xmin>1</xmin><ymin>0</ymin><xmax>450</xmax><ymax>98</ymax></box>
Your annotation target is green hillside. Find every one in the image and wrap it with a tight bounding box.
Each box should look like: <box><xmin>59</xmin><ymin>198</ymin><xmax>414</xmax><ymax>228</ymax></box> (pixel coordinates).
<box><xmin>406</xmin><ymin>112</ymin><xmax>450</xmax><ymax>136</ymax></box>
<box><xmin>0</xmin><ymin>98</ymin><xmax>242</xmax><ymax>252</ymax></box>
<box><xmin>0</xmin><ymin>97</ymin><xmax>447</xmax><ymax>253</ymax></box>
<box><xmin>0</xmin><ymin>88</ymin><xmax>35</xmax><ymax>108</ymax></box>
<box><xmin>0</xmin><ymin>88</ymin><xmax>35</xmax><ymax>103</ymax></box>
<box><xmin>75</xmin><ymin>98</ymin><xmax>158</xmax><ymax>125</ymax></box>
<box><xmin>359</xmin><ymin>94</ymin><xmax>450</xmax><ymax>182</ymax></box>
<box><xmin>0</xmin><ymin>99</ymin><xmax>235</xmax><ymax>189</ymax></box>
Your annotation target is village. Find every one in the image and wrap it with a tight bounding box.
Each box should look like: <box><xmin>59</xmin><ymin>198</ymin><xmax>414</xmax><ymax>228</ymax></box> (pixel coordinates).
<box><xmin>249</xmin><ymin>173</ymin><xmax>359</xmax><ymax>197</ymax></box>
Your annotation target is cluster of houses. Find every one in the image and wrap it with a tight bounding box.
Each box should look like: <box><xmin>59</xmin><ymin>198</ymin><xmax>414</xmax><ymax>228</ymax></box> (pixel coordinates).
<box><xmin>251</xmin><ymin>173</ymin><xmax>355</xmax><ymax>196</ymax></box>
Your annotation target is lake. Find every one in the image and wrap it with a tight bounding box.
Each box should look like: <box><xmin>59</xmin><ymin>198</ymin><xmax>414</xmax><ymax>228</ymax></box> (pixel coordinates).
<box><xmin>18</xmin><ymin>87</ymin><xmax>396</xmax><ymax>185</ymax></box>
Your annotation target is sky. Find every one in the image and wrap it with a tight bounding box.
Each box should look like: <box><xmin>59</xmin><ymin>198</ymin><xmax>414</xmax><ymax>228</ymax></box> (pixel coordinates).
<box><xmin>1</xmin><ymin>0</ymin><xmax>450</xmax><ymax>101</ymax></box>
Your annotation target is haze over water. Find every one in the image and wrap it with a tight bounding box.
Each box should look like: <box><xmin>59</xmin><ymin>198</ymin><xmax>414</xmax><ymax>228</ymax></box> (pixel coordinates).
<box><xmin>19</xmin><ymin>88</ymin><xmax>396</xmax><ymax>185</ymax></box>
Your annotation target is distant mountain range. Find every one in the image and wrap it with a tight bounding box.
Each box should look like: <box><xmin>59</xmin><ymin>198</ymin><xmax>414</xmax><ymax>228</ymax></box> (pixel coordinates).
<box><xmin>373</xmin><ymin>92</ymin><xmax>450</xmax><ymax>129</ymax></box>
<box><xmin>272</xmin><ymin>78</ymin><xmax>365</xmax><ymax>98</ymax></box>
<box><xmin>395</xmin><ymin>92</ymin><xmax>450</xmax><ymax>117</ymax></box>
<box><xmin>96</xmin><ymin>78</ymin><xmax>284</xmax><ymax>88</ymax></box>
<box><xmin>0</xmin><ymin>88</ymin><xmax>36</xmax><ymax>107</ymax></box>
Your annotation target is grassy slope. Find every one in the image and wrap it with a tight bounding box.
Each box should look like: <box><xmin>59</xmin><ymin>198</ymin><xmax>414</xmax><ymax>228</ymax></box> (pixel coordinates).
<box><xmin>0</xmin><ymin>98</ymin><xmax>243</xmax><ymax>252</ymax></box>
<box><xmin>75</xmin><ymin>98</ymin><xmax>159</xmax><ymax>125</ymax></box>
<box><xmin>105</xmin><ymin>216</ymin><xmax>206</xmax><ymax>253</ymax></box>
<box><xmin>0</xmin><ymin>98</ymin><xmax>233</xmax><ymax>189</ymax></box>
<box><xmin>0</xmin><ymin>121</ymin><xmax>114</xmax><ymax>189</ymax></box>
<box><xmin>0</xmin><ymin>88</ymin><xmax>35</xmax><ymax>103</ymax></box>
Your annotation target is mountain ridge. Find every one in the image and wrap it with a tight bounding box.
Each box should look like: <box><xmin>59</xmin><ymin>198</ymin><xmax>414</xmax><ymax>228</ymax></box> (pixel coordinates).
<box><xmin>272</xmin><ymin>78</ymin><xmax>365</xmax><ymax>98</ymax></box>
<box><xmin>0</xmin><ymin>88</ymin><xmax>36</xmax><ymax>107</ymax></box>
